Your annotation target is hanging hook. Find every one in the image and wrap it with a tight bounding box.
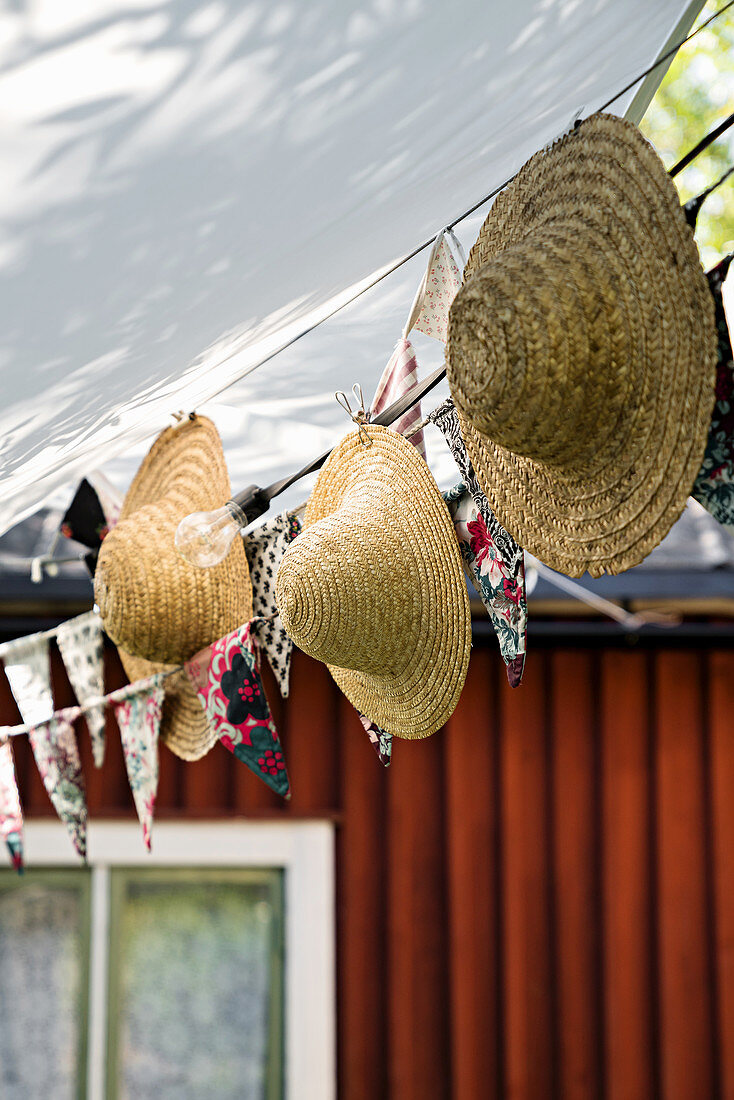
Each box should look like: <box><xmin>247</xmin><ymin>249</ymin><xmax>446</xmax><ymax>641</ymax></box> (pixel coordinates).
<box><xmin>335</xmin><ymin>385</ymin><xmax>372</xmax><ymax>446</ymax></box>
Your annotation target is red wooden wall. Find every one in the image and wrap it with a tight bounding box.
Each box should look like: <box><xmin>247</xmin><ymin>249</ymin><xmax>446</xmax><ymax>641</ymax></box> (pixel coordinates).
<box><xmin>2</xmin><ymin>635</ymin><xmax>734</xmax><ymax>1100</ymax></box>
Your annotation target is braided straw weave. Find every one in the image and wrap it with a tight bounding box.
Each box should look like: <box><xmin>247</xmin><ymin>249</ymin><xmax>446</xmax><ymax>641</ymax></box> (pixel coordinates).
<box><xmin>275</xmin><ymin>426</ymin><xmax>471</xmax><ymax>739</ymax></box>
<box><xmin>447</xmin><ymin>112</ymin><xmax>717</xmax><ymax>577</ymax></box>
<box><xmin>95</xmin><ymin>416</ymin><xmax>252</xmax><ymax>759</ymax></box>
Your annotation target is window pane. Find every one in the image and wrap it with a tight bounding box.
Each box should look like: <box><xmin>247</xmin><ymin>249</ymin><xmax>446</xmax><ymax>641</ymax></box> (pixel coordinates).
<box><xmin>0</xmin><ymin>872</ymin><xmax>89</xmax><ymax>1100</ymax></box>
<box><xmin>109</xmin><ymin>871</ymin><xmax>283</xmax><ymax>1100</ymax></box>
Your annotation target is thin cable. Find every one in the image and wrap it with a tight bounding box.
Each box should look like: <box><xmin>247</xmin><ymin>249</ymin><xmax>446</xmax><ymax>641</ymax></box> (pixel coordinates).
<box><xmin>2</xmin><ymin>670</ymin><xmax>180</xmax><ymax>736</ymax></box>
<box><xmin>255</xmin><ymin>363</ymin><xmax>448</xmax><ymax>506</ymax></box>
<box><xmin>670</xmin><ymin>109</ymin><xmax>734</xmax><ymax>176</ymax></box>
<box><xmin>3</xmin><ymin>610</ymin><xmax>284</xmax><ymax>735</ymax></box>
<box><xmin>599</xmin><ymin>0</ymin><xmax>734</xmax><ymax>113</ymax></box>
<box><xmin>684</xmin><ymin>162</ymin><xmax>734</xmax><ymax>226</ymax></box>
<box><xmin>208</xmin><ymin>2</ymin><xmax>734</xmax><ymax>414</ymax></box>
<box><xmin>237</xmin><ymin>152</ymin><xmax>734</xmax><ymax>513</ymax></box>
<box><xmin>530</xmin><ymin>559</ymin><xmax>680</xmax><ymax>629</ymax></box>
<box><xmin>697</xmin><ymin>161</ymin><xmax>734</xmax><ymax>200</ymax></box>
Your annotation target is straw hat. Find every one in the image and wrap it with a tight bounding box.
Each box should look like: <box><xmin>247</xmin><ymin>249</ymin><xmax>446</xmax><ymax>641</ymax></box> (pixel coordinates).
<box><xmin>447</xmin><ymin>112</ymin><xmax>717</xmax><ymax>577</ymax></box>
<box><xmin>275</xmin><ymin>425</ymin><xmax>471</xmax><ymax>739</ymax></box>
<box><xmin>95</xmin><ymin>415</ymin><xmax>252</xmax><ymax>759</ymax></box>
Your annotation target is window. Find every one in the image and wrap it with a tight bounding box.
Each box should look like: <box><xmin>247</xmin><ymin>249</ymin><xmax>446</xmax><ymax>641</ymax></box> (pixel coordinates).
<box><xmin>107</xmin><ymin>869</ymin><xmax>283</xmax><ymax>1098</ymax></box>
<box><xmin>0</xmin><ymin>870</ymin><xmax>90</xmax><ymax>1097</ymax></box>
<box><xmin>0</xmin><ymin>822</ymin><xmax>335</xmax><ymax>1100</ymax></box>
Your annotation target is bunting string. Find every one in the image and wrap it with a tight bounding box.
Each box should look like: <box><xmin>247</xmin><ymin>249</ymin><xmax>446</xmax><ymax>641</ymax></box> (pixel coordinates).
<box><xmin>198</xmin><ymin>6</ymin><xmax>734</xmax><ymax>416</ymax></box>
<box><xmin>0</xmin><ymin>613</ymin><xmax>281</xmax><ymax>737</ymax></box>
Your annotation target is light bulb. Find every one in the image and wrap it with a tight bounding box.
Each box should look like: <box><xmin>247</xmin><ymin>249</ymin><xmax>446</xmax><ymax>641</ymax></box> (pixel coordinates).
<box><xmin>175</xmin><ymin>501</ymin><xmax>246</xmax><ymax>568</ymax></box>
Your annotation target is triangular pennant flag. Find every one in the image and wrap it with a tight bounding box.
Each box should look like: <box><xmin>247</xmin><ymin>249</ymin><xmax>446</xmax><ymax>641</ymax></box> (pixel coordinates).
<box><xmin>60</xmin><ymin>474</ymin><xmax>121</xmax><ymax>576</ymax></box>
<box><xmin>56</xmin><ymin>611</ymin><xmax>107</xmax><ymax>768</ymax></box>
<box><xmin>60</xmin><ymin>477</ymin><xmax>111</xmax><ymax>550</ymax></box>
<box><xmin>60</xmin><ymin>479</ymin><xmax>106</xmax><ymax>576</ymax></box>
<box><xmin>185</xmin><ymin>623</ymin><xmax>290</xmax><ymax>798</ymax></box>
<box><xmin>0</xmin><ymin>737</ymin><xmax>23</xmax><ymax>871</ymax></box>
<box><xmin>443</xmin><ymin>481</ymin><xmax>527</xmax><ymax>686</ymax></box>
<box><xmin>412</xmin><ymin>232</ymin><xmax>462</xmax><ymax>343</ymax></box>
<box><xmin>429</xmin><ymin>399</ymin><xmax>527</xmax><ymax>687</ymax></box>
<box><xmin>110</xmin><ymin>675</ymin><xmax>164</xmax><ymax>852</ymax></box>
<box><xmin>358</xmin><ymin>712</ymin><xmax>392</xmax><ymax>767</ymax></box>
<box><xmin>0</xmin><ymin>632</ymin><xmax>53</xmax><ymax>726</ymax></box>
<box><xmin>244</xmin><ymin>512</ymin><xmax>302</xmax><ymax>697</ymax></box>
<box><xmin>28</xmin><ymin>708</ymin><xmax>87</xmax><ymax>859</ymax></box>
<box><xmin>371</xmin><ymin>338</ymin><xmax>426</xmax><ymax>458</ymax></box>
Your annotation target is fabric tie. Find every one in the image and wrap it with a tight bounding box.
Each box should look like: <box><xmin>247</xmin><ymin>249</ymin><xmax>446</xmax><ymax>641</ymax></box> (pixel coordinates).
<box><xmin>358</xmin><ymin>712</ymin><xmax>392</xmax><ymax>767</ymax></box>
<box><xmin>411</xmin><ymin>230</ymin><xmax>463</xmax><ymax>344</ymax></box>
<box><xmin>371</xmin><ymin>339</ymin><xmax>427</xmax><ymax>459</ymax></box>
<box><xmin>429</xmin><ymin>398</ymin><xmax>527</xmax><ymax>686</ymax></box>
<box><xmin>185</xmin><ymin>622</ymin><xmax>291</xmax><ymax>798</ymax></box>
<box><xmin>244</xmin><ymin>512</ymin><xmax>302</xmax><ymax>697</ymax></box>
<box><xmin>692</xmin><ymin>254</ymin><xmax>734</xmax><ymax>529</ymax></box>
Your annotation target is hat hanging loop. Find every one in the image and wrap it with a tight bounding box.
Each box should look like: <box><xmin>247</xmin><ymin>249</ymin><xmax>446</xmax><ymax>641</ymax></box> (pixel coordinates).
<box><xmin>335</xmin><ymin>385</ymin><xmax>372</xmax><ymax>446</ymax></box>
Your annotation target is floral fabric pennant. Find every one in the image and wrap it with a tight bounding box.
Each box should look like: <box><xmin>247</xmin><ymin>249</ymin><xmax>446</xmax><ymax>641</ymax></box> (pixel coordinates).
<box><xmin>185</xmin><ymin>623</ymin><xmax>290</xmax><ymax>798</ymax></box>
<box><xmin>56</xmin><ymin>611</ymin><xmax>107</xmax><ymax>768</ymax></box>
<box><xmin>0</xmin><ymin>738</ymin><xmax>23</xmax><ymax>871</ymax></box>
<box><xmin>28</xmin><ymin>708</ymin><xmax>87</xmax><ymax>859</ymax></box>
<box><xmin>692</xmin><ymin>255</ymin><xmax>734</xmax><ymax>528</ymax></box>
<box><xmin>244</xmin><ymin>512</ymin><xmax>302</xmax><ymax>697</ymax></box>
<box><xmin>358</xmin><ymin>712</ymin><xmax>392</xmax><ymax>767</ymax></box>
<box><xmin>111</xmin><ymin>676</ymin><xmax>164</xmax><ymax>851</ymax></box>
<box><xmin>371</xmin><ymin>338</ymin><xmax>426</xmax><ymax>459</ymax></box>
<box><xmin>0</xmin><ymin>632</ymin><xmax>53</xmax><ymax>727</ymax></box>
<box><xmin>412</xmin><ymin>231</ymin><xmax>462</xmax><ymax>343</ymax></box>
<box><xmin>430</xmin><ymin>398</ymin><xmax>527</xmax><ymax>686</ymax></box>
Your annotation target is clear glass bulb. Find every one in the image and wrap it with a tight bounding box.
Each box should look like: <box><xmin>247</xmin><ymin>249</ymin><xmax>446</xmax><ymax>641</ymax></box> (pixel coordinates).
<box><xmin>175</xmin><ymin>501</ymin><xmax>245</xmax><ymax>568</ymax></box>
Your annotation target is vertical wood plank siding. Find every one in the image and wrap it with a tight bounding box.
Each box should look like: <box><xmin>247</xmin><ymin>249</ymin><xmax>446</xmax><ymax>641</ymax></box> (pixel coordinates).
<box><xmin>4</xmin><ymin>636</ymin><xmax>734</xmax><ymax>1099</ymax></box>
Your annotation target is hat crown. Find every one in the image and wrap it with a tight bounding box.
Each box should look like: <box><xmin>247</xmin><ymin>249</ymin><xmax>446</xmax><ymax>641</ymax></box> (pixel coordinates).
<box><xmin>448</xmin><ymin>225</ymin><xmax>634</xmax><ymax>468</ymax></box>
<box><xmin>276</xmin><ymin>518</ymin><xmax>405</xmax><ymax>676</ymax></box>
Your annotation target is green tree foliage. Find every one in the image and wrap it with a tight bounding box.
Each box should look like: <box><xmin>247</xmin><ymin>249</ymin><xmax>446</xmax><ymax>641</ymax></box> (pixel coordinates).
<box><xmin>641</xmin><ymin>0</ymin><xmax>734</xmax><ymax>266</ymax></box>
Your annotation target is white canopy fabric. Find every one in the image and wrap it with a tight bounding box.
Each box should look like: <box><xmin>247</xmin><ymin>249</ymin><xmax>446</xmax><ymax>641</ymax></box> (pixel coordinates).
<box><xmin>0</xmin><ymin>0</ymin><xmax>703</xmax><ymax>534</ymax></box>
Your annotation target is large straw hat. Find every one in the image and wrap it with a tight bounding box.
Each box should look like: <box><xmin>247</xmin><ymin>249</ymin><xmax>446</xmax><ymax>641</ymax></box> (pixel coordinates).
<box><xmin>275</xmin><ymin>425</ymin><xmax>471</xmax><ymax>739</ymax></box>
<box><xmin>447</xmin><ymin>112</ymin><xmax>717</xmax><ymax>577</ymax></box>
<box><xmin>95</xmin><ymin>415</ymin><xmax>252</xmax><ymax>759</ymax></box>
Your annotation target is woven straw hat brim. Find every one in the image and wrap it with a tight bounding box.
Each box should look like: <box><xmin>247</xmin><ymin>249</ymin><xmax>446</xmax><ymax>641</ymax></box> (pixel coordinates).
<box><xmin>117</xmin><ymin>650</ymin><xmax>217</xmax><ymax>762</ymax></box>
<box><xmin>95</xmin><ymin>416</ymin><xmax>252</xmax><ymax>664</ymax></box>
<box><xmin>447</xmin><ymin>112</ymin><xmax>717</xmax><ymax>577</ymax></box>
<box><xmin>275</xmin><ymin>426</ymin><xmax>471</xmax><ymax>739</ymax></box>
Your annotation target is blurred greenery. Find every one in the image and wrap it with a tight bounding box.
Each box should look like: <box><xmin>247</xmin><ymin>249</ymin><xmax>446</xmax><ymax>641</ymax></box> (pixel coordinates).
<box><xmin>641</xmin><ymin>0</ymin><xmax>734</xmax><ymax>266</ymax></box>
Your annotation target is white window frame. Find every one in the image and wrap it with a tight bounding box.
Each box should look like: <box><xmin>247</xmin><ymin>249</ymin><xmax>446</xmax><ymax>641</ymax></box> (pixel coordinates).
<box><xmin>23</xmin><ymin>819</ymin><xmax>336</xmax><ymax>1100</ymax></box>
